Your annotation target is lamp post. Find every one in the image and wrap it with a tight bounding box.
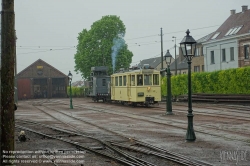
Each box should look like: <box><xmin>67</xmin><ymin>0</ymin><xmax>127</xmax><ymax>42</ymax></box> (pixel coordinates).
<box><xmin>180</xmin><ymin>29</ymin><xmax>196</xmax><ymax>142</ymax></box>
<box><xmin>68</xmin><ymin>71</ymin><xmax>73</xmax><ymax>109</ymax></box>
<box><xmin>164</xmin><ymin>50</ymin><xmax>173</xmax><ymax>115</ymax></box>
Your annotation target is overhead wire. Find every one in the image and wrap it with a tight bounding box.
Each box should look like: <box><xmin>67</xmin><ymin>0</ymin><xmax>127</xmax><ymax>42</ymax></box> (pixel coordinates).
<box><xmin>17</xmin><ymin>46</ymin><xmax>76</xmax><ymax>55</ymax></box>
<box><xmin>16</xmin><ymin>25</ymin><xmax>219</xmax><ymax>67</ymax></box>
<box><xmin>126</xmin><ymin>25</ymin><xmax>219</xmax><ymax>41</ymax></box>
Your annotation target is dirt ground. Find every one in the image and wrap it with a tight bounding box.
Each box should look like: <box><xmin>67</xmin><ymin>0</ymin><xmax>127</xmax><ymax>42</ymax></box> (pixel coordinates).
<box><xmin>13</xmin><ymin>98</ymin><xmax>250</xmax><ymax>166</ymax></box>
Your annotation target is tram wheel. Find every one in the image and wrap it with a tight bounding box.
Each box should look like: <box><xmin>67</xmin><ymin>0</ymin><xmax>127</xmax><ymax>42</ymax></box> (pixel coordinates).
<box><xmin>132</xmin><ymin>103</ymin><xmax>137</xmax><ymax>107</ymax></box>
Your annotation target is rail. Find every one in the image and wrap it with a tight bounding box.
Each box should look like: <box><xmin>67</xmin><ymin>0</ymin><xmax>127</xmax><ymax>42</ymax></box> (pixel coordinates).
<box><xmin>177</xmin><ymin>94</ymin><xmax>250</xmax><ymax>103</ymax></box>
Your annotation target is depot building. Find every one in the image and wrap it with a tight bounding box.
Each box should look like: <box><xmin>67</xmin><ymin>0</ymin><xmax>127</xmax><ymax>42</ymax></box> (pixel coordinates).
<box><xmin>17</xmin><ymin>59</ymin><xmax>69</xmax><ymax>99</ymax></box>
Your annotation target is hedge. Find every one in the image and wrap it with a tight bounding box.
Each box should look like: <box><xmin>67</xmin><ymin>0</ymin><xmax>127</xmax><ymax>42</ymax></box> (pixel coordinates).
<box><xmin>161</xmin><ymin>66</ymin><xmax>250</xmax><ymax>96</ymax></box>
<box><xmin>67</xmin><ymin>86</ymin><xmax>89</xmax><ymax>97</ymax></box>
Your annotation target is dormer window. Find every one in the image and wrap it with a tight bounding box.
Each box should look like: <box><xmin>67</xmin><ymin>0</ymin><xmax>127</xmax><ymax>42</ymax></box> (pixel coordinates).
<box><xmin>225</xmin><ymin>25</ymin><xmax>243</xmax><ymax>36</ymax></box>
<box><xmin>211</xmin><ymin>32</ymin><xmax>220</xmax><ymax>40</ymax></box>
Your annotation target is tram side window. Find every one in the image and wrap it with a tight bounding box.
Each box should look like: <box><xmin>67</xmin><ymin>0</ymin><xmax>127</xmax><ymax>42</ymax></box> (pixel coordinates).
<box><xmin>137</xmin><ymin>74</ymin><xmax>143</xmax><ymax>86</ymax></box>
<box><xmin>111</xmin><ymin>78</ymin><xmax>113</xmax><ymax>86</ymax></box>
<box><xmin>115</xmin><ymin>77</ymin><xmax>118</xmax><ymax>86</ymax></box>
<box><xmin>119</xmin><ymin>76</ymin><xmax>122</xmax><ymax>86</ymax></box>
<box><xmin>123</xmin><ymin>76</ymin><xmax>127</xmax><ymax>86</ymax></box>
<box><xmin>131</xmin><ymin>75</ymin><xmax>135</xmax><ymax>86</ymax></box>
<box><xmin>153</xmin><ymin>74</ymin><xmax>159</xmax><ymax>85</ymax></box>
<box><xmin>144</xmin><ymin>74</ymin><xmax>152</xmax><ymax>85</ymax></box>
<box><xmin>102</xmin><ymin>79</ymin><xmax>106</xmax><ymax>86</ymax></box>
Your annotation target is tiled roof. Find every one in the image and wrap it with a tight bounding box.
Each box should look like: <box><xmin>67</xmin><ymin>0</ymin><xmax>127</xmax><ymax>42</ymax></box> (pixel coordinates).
<box><xmin>169</xmin><ymin>55</ymin><xmax>188</xmax><ymax>70</ymax></box>
<box><xmin>196</xmin><ymin>32</ymin><xmax>215</xmax><ymax>43</ymax></box>
<box><xmin>17</xmin><ymin>59</ymin><xmax>67</xmax><ymax>77</ymax></box>
<box><xmin>137</xmin><ymin>57</ymin><xmax>162</xmax><ymax>69</ymax></box>
<box><xmin>208</xmin><ymin>7</ymin><xmax>250</xmax><ymax>41</ymax></box>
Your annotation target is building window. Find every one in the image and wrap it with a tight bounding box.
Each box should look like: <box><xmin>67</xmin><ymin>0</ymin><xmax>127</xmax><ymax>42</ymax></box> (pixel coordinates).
<box><xmin>102</xmin><ymin>79</ymin><xmax>106</xmax><ymax>86</ymax></box>
<box><xmin>194</xmin><ymin>66</ymin><xmax>200</xmax><ymax>72</ymax></box>
<box><xmin>222</xmin><ymin>49</ymin><xmax>226</xmax><ymax>62</ymax></box>
<box><xmin>211</xmin><ymin>32</ymin><xmax>220</xmax><ymax>40</ymax></box>
<box><xmin>225</xmin><ymin>26</ymin><xmax>243</xmax><ymax>36</ymax></box>
<box><xmin>245</xmin><ymin>45</ymin><xmax>249</xmax><ymax>59</ymax></box>
<box><xmin>211</xmin><ymin>51</ymin><xmax>215</xmax><ymax>64</ymax></box>
<box><xmin>183</xmin><ymin>72</ymin><xmax>186</xmax><ymax>74</ymax></box>
<box><xmin>202</xmin><ymin>65</ymin><xmax>204</xmax><ymax>71</ymax></box>
<box><xmin>195</xmin><ymin>47</ymin><xmax>200</xmax><ymax>56</ymax></box>
<box><xmin>201</xmin><ymin>47</ymin><xmax>204</xmax><ymax>56</ymax></box>
<box><xmin>230</xmin><ymin>47</ymin><xmax>234</xmax><ymax>61</ymax></box>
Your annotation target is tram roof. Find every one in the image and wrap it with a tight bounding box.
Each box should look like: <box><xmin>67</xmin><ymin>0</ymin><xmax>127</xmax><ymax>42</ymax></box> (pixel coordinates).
<box><xmin>111</xmin><ymin>69</ymin><xmax>160</xmax><ymax>76</ymax></box>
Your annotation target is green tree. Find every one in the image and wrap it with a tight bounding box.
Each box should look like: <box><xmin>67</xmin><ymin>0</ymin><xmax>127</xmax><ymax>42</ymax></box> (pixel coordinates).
<box><xmin>74</xmin><ymin>15</ymin><xmax>133</xmax><ymax>79</ymax></box>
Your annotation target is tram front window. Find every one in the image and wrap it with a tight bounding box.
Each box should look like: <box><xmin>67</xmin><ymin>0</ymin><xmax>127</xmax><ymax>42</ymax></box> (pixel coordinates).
<box><xmin>153</xmin><ymin>74</ymin><xmax>159</xmax><ymax>85</ymax></box>
<box><xmin>144</xmin><ymin>74</ymin><xmax>152</xmax><ymax>85</ymax></box>
<box><xmin>137</xmin><ymin>75</ymin><xmax>143</xmax><ymax>86</ymax></box>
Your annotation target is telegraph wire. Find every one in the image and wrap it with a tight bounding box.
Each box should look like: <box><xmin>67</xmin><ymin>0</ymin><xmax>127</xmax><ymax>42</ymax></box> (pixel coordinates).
<box><xmin>130</xmin><ymin>46</ymin><xmax>176</xmax><ymax>64</ymax></box>
<box><xmin>15</xmin><ymin>25</ymin><xmax>219</xmax><ymax>50</ymax></box>
<box><xmin>17</xmin><ymin>47</ymin><xmax>76</xmax><ymax>55</ymax></box>
<box><xmin>163</xmin><ymin>25</ymin><xmax>219</xmax><ymax>35</ymax></box>
<box><xmin>126</xmin><ymin>25</ymin><xmax>219</xmax><ymax>41</ymax></box>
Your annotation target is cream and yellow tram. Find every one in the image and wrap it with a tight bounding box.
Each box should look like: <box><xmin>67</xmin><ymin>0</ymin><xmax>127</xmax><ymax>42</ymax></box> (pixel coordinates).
<box><xmin>111</xmin><ymin>66</ymin><xmax>161</xmax><ymax>106</ymax></box>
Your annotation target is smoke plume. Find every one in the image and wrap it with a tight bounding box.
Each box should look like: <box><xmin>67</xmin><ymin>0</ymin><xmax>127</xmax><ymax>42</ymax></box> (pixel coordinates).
<box><xmin>111</xmin><ymin>34</ymin><xmax>125</xmax><ymax>73</ymax></box>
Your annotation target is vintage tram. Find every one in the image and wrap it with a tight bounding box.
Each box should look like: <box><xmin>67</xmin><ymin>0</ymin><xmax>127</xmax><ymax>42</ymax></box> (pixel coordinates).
<box><xmin>89</xmin><ymin>65</ymin><xmax>161</xmax><ymax>106</ymax></box>
<box><xmin>111</xmin><ymin>64</ymin><xmax>161</xmax><ymax>106</ymax></box>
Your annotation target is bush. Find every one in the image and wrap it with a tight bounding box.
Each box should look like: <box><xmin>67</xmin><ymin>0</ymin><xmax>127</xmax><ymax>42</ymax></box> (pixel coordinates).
<box><xmin>161</xmin><ymin>66</ymin><xmax>250</xmax><ymax>96</ymax></box>
<box><xmin>67</xmin><ymin>86</ymin><xmax>87</xmax><ymax>97</ymax></box>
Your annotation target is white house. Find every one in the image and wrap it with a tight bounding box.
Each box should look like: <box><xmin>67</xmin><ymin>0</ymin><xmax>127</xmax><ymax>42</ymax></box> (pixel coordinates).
<box><xmin>203</xmin><ymin>5</ymin><xmax>250</xmax><ymax>72</ymax></box>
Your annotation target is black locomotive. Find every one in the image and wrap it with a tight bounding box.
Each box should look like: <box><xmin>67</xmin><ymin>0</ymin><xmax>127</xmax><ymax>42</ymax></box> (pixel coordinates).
<box><xmin>89</xmin><ymin>66</ymin><xmax>111</xmax><ymax>102</ymax></box>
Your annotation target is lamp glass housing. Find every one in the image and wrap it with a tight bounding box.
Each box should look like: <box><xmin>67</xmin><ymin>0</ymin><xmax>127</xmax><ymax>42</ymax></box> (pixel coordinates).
<box><xmin>180</xmin><ymin>29</ymin><xmax>197</xmax><ymax>61</ymax></box>
<box><xmin>68</xmin><ymin>71</ymin><xmax>73</xmax><ymax>81</ymax></box>
<box><xmin>164</xmin><ymin>50</ymin><xmax>172</xmax><ymax>66</ymax></box>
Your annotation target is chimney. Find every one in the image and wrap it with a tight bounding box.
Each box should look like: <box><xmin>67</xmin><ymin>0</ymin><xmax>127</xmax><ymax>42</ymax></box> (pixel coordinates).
<box><xmin>230</xmin><ymin>9</ymin><xmax>236</xmax><ymax>15</ymax></box>
<box><xmin>242</xmin><ymin>5</ymin><xmax>248</xmax><ymax>12</ymax></box>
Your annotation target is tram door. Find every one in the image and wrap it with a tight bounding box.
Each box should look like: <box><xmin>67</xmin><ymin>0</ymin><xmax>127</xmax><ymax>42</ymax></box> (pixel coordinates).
<box><xmin>127</xmin><ymin>75</ymin><xmax>131</xmax><ymax>100</ymax></box>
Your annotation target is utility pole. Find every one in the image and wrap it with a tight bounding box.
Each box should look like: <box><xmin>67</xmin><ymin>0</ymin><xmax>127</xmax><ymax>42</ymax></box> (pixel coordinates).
<box><xmin>14</xmin><ymin>30</ymin><xmax>18</xmax><ymax>104</ymax></box>
<box><xmin>172</xmin><ymin>36</ymin><xmax>177</xmax><ymax>75</ymax></box>
<box><xmin>160</xmin><ymin>28</ymin><xmax>163</xmax><ymax>70</ymax></box>
<box><xmin>1</xmin><ymin>0</ymin><xmax>15</xmax><ymax>165</ymax></box>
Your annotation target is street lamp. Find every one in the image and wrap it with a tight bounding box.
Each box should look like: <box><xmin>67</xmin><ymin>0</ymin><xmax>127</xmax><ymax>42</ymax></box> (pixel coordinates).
<box><xmin>180</xmin><ymin>29</ymin><xmax>196</xmax><ymax>142</ymax></box>
<box><xmin>68</xmin><ymin>71</ymin><xmax>73</xmax><ymax>109</ymax></box>
<box><xmin>164</xmin><ymin>50</ymin><xmax>173</xmax><ymax>115</ymax></box>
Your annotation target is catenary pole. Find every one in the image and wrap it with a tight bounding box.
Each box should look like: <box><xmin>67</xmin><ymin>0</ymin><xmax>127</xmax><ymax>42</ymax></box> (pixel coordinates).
<box><xmin>1</xmin><ymin>0</ymin><xmax>15</xmax><ymax>165</ymax></box>
<box><xmin>172</xmin><ymin>36</ymin><xmax>177</xmax><ymax>75</ymax></box>
<box><xmin>160</xmin><ymin>28</ymin><xmax>163</xmax><ymax>70</ymax></box>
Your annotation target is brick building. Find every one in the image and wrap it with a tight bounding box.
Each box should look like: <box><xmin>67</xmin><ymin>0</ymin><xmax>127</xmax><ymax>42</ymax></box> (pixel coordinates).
<box><xmin>238</xmin><ymin>36</ymin><xmax>250</xmax><ymax>67</ymax></box>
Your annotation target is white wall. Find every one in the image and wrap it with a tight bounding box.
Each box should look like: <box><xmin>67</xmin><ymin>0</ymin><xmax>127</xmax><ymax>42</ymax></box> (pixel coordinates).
<box><xmin>203</xmin><ymin>39</ymin><xmax>238</xmax><ymax>72</ymax></box>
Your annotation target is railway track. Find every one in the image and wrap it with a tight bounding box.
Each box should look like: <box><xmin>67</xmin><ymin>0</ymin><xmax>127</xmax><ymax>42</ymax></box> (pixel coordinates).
<box><xmin>164</xmin><ymin>102</ymin><xmax>250</xmax><ymax>113</ymax></box>
<box><xmin>43</xmin><ymin>99</ymin><xmax>250</xmax><ymax>144</ymax></box>
<box><xmin>16</xmin><ymin>103</ymin><xmax>211</xmax><ymax>166</ymax></box>
<box><xmin>154</xmin><ymin>105</ymin><xmax>250</xmax><ymax>121</ymax></box>
<box><xmin>177</xmin><ymin>94</ymin><xmax>250</xmax><ymax>104</ymax></box>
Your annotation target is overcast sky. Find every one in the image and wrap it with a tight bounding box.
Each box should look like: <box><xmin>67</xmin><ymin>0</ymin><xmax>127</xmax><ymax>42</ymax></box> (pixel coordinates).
<box><xmin>14</xmin><ymin>0</ymin><xmax>249</xmax><ymax>81</ymax></box>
